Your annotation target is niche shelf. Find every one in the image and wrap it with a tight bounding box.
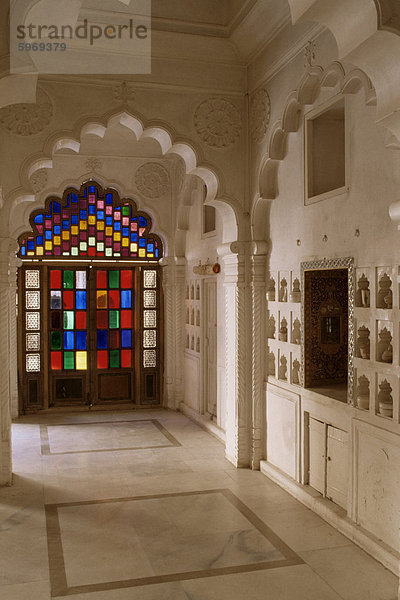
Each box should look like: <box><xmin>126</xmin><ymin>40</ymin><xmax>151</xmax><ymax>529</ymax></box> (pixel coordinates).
<box><xmin>356</xmin><ymin>324</ymin><xmax>370</xmax><ymax>359</ymax></box>
<box><xmin>376</xmin><ymin>376</ymin><xmax>393</xmax><ymax>419</ymax></box>
<box><xmin>355</xmin><ymin>373</ymin><xmax>370</xmax><ymax>410</ymax></box>
<box><xmin>278</xmin><ymin>354</ymin><xmax>288</xmax><ymax>380</ymax></box>
<box><xmin>355</xmin><ymin>271</ymin><xmax>370</xmax><ymax>308</ymax></box>
<box><xmin>290</xmin><ymin>277</ymin><xmax>301</xmax><ymax>303</ymax></box>
<box><xmin>291</xmin><ymin>317</ymin><xmax>301</xmax><ymax>345</ymax></box>
<box><xmin>278</xmin><ymin>316</ymin><xmax>288</xmax><ymax>342</ymax></box>
<box><xmin>376</xmin><ymin>269</ymin><xmax>393</xmax><ymax>309</ymax></box>
<box><xmin>267</xmin><ymin>314</ymin><xmax>276</xmax><ymax>339</ymax></box>
<box><xmin>376</xmin><ymin>321</ymin><xmax>393</xmax><ymax>364</ymax></box>
<box><xmin>268</xmin><ymin>350</ymin><xmax>276</xmax><ymax>377</ymax></box>
<box><xmin>267</xmin><ymin>277</ymin><xmax>276</xmax><ymax>301</ymax></box>
<box><xmin>278</xmin><ymin>274</ymin><xmax>288</xmax><ymax>302</ymax></box>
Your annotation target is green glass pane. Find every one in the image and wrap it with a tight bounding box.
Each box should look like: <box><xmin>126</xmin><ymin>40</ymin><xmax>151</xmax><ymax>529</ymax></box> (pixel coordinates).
<box><xmin>122</xmin><ymin>206</ymin><xmax>130</xmax><ymax>216</ymax></box>
<box><xmin>63</xmin><ymin>271</ymin><xmax>74</xmax><ymax>289</ymax></box>
<box><xmin>109</xmin><ymin>270</ymin><xmax>120</xmax><ymax>289</ymax></box>
<box><xmin>109</xmin><ymin>350</ymin><xmax>120</xmax><ymax>368</ymax></box>
<box><xmin>51</xmin><ymin>331</ymin><xmax>62</xmax><ymax>350</ymax></box>
<box><xmin>63</xmin><ymin>311</ymin><xmax>74</xmax><ymax>330</ymax></box>
<box><xmin>109</xmin><ymin>310</ymin><xmax>120</xmax><ymax>329</ymax></box>
<box><xmin>64</xmin><ymin>351</ymin><xmax>75</xmax><ymax>370</ymax></box>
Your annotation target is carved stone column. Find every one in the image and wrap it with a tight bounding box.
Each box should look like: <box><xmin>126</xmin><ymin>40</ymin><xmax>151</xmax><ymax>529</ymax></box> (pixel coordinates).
<box><xmin>0</xmin><ymin>238</ymin><xmax>13</xmax><ymax>485</ymax></box>
<box><xmin>250</xmin><ymin>243</ymin><xmax>268</xmax><ymax>469</ymax></box>
<box><xmin>221</xmin><ymin>242</ymin><xmax>252</xmax><ymax>468</ymax></box>
<box><xmin>9</xmin><ymin>252</ymin><xmax>21</xmax><ymax>419</ymax></box>
<box><xmin>174</xmin><ymin>258</ymin><xmax>186</xmax><ymax>410</ymax></box>
<box><xmin>160</xmin><ymin>257</ymin><xmax>176</xmax><ymax>409</ymax></box>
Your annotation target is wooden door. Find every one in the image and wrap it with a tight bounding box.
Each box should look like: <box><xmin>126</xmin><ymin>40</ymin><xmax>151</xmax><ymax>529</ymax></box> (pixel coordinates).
<box><xmin>204</xmin><ymin>280</ymin><xmax>217</xmax><ymax>417</ymax></box>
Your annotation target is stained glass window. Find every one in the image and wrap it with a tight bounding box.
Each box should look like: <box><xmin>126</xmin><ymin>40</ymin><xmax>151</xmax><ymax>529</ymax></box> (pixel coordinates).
<box><xmin>18</xmin><ymin>182</ymin><xmax>163</xmax><ymax>260</ymax></box>
<box><xmin>142</xmin><ymin>270</ymin><xmax>158</xmax><ymax>369</ymax></box>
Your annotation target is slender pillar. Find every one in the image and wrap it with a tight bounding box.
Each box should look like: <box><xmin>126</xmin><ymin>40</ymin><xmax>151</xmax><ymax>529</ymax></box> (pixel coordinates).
<box><xmin>174</xmin><ymin>258</ymin><xmax>186</xmax><ymax>409</ymax></box>
<box><xmin>9</xmin><ymin>253</ymin><xmax>21</xmax><ymax>419</ymax></box>
<box><xmin>160</xmin><ymin>257</ymin><xmax>176</xmax><ymax>409</ymax></box>
<box><xmin>0</xmin><ymin>238</ymin><xmax>13</xmax><ymax>485</ymax></box>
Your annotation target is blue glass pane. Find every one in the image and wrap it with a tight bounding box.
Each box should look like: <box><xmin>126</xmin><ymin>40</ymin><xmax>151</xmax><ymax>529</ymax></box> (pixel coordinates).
<box><xmin>27</xmin><ymin>240</ymin><xmax>35</xmax><ymax>250</ymax></box>
<box><xmin>106</xmin><ymin>193</ymin><xmax>113</xmax><ymax>204</ymax></box>
<box><xmin>71</xmin><ymin>215</ymin><xmax>78</xmax><ymax>225</ymax></box>
<box><xmin>34</xmin><ymin>214</ymin><xmax>44</xmax><ymax>224</ymax></box>
<box><xmin>147</xmin><ymin>243</ymin><xmax>154</xmax><ymax>253</ymax></box>
<box><xmin>21</xmin><ymin>247</ymin><xmax>26</xmax><ymax>256</ymax></box>
<box><xmin>80</xmin><ymin>210</ymin><xmax>87</xmax><ymax>219</ymax></box>
<box><xmin>37</xmin><ymin>236</ymin><xmax>43</xmax><ymax>245</ymax></box>
<box><xmin>97</xmin><ymin>211</ymin><xmax>104</xmax><ymax>220</ymax></box>
<box><xmin>88</xmin><ymin>205</ymin><xmax>96</xmax><ymax>215</ymax></box>
<box><xmin>114</xmin><ymin>222</ymin><xmax>121</xmax><ymax>231</ymax></box>
<box><xmin>71</xmin><ymin>193</ymin><xmax>78</xmax><ymax>203</ymax></box>
<box><xmin>97</xmin><ymin>330</ymin><xmax>108</xmax><ymax>350</ymax></box>
<box><xmin>106</xmin><ymin>216</ymin><xmax>112</xmax><ymax>226</ymax></box>
<box><xmin>131</xmin><ymin>233</ymin><xmax>138</xmax><ymax>242</ymax></box>
<box><xmin>63</xmin><ymin>331</ymin><xmax>75</xmax><ymax>350</ymax></box>
<box><xmin>121</xmin><ymin>330</ymin><xmax>132</xmax><ymax>348</ymax></box>
<box><xmin>139</xmin><ymin>216</ymin><xmax>147</xmax><ymax>227</ymax></box>
<box><xmin>46</xmin><ymin>231</ymin><xmax>53</xmax><ymax>240</ymax></box>
<box><xmin>155</xmin><ymin>249</ymin><xmax>159</xmax><ymax>258</ymax></box>
<box><xmin>139</xmin><ymin>238</ymin><xmax>146</xmax><ymax>248</ymax></box>
<box><xmin>76</xmin><ymin>331</ymin><xmax>87</xmax><ymax>350</ymax></box>
<box><xmin>89</xmin><ymin>185</ymin><xmax>96</xmax><ymax>193</ymax></box>
<box><xmin>76</xmin><ymin>291</ymin><xmax>87</xmax><ymax>310</ymax></box>
<box><xmin>53</xmin><ymin>202</ymin><xmax>61</xmax><ymax>213</ymax></box>
<box><xmin>121</xmin><ymin>290</ymin><xmax>132</xmax><ymax>308</ymax></box>
<box><xmin>62</xmin><ymin>220</ymin><xmax>69</xmax><ymax>230</ymax></box>
<box><xmin>54</xmin><ymin>225</ymin><xmax>61</xmax><ymax>235</ymax></box>
<box><xmin>122</xmin><ymin>228</ymin><xmax>129</xmax><ymax>237</ymax></box>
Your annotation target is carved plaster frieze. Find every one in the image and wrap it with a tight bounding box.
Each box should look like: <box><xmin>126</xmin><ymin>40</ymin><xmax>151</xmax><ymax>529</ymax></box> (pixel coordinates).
<box><xmin>250</xmin><ymin>89</ymin><xmax>271</xmax><ymax>143</ymax></box>
<box><xmin>30</xmin><ymin>169</ymin><xmax>48</xmax><ymax>193</ymax></box>
<box><xmin>113</xmin><ymin>81</ymin><xmax>136</xmax><ymax>104</ymax></box>
<box><xmin>194</xmin><ymin>97</ymin><xmax>242</xmax><ymax>148</ymax></box>
<box><xmin>135</xmin><ymin>162</ymin><xmax>170</xmax><ymax>199</ymax></box>
<box><xmin>0</xmin><ymin>87</ymin><xmax>53</xmax><ymax>136</ymax></box>
<box><xmin>85</xmin><ymin>157</ymin><xmax>103</xmax><ymax>172</ymax></box>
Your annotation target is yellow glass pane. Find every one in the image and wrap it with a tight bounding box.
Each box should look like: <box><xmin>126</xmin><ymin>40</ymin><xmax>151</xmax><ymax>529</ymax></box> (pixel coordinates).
<box><xmin>76</xmin><ymin>351</ymin><xmax>87</xmax><ymax>370</ymax></box>
<box><xmin>122</xmin><ymin>238</ymin><xmax>129</xmax><ymax>247</ymax></box>
<box><xmin>27</xmin><ymin>251</ymin><xmax>34</xmax><ymax>256</ymax></box>
<box><xmin>45</xmin><ymin>241</ymin><xmax>52</xmax><ymax>250</ymax></box>
<box><xmin>113</xmin><ymin>232</ymin><xmax>121</xmax><ymax>241</ymax></box>
<box><xmin>96</xmin><ymin>290</ymin><xmax>108</xmax><ymax>309</ymax></box>
<box><xmin>80</xmin><ymin>221</ymin><xmax>87</xmax><ymax>230</ymax></box>
<box><xmin>71</xmin><ymin>226</ymin><xmax>78</xmax><ymax>235</ymax></box>
<box><xmin>97</xmin><ymin>221</ymin><xmax>104</xmax><ymax>230</ymax></box>
<box><xmin>106</xmin><ymin>227</ymin><xmax>112</xmax><ymax>236</ymax></box>
<box><xmin>62</xmin><ymin>231</ymin><xmax>70</xmax><ymax>240</ymax></box>
<box><xmin>36</xmin><ymin>247</ymin><xmax>44</xmax><ymax>256</ymax></box>
<box><xmin>53</xmin><ymin>236</ymin><xmax>61</xmax><ymax>245</ymax></box>
<box><xmin>147</xmin><ymin>253</ymin><xmax>154</xmax><ymax>258</ymax></box>
<box><xmin>88</xmin><ymin>216</ymin><xmax>96</xmax><ymax>225</ymax></box>
<box><xmin>139</xmin><ymin>248</ymin><xmax>146</xmax><ymax>257</ymax></box>
<box><xmin>130</xmin><ymin>243</ymin><xmax>137</xmax><ymax>252</ymax></box>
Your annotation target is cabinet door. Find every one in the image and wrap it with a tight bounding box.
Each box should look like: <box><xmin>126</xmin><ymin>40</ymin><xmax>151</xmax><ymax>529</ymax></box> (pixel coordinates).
<box><xmin>309</xmin><ymin>417</ymin><xmax>326</xmax><ymax>494</ymax></box>
<box><xmin>327</xmin><ymin>425</ymin><xmax>348</xmax><ymax>509</ymax></box>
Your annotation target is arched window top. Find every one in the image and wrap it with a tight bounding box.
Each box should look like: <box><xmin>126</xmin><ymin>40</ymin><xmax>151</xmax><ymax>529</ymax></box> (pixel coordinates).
<box><xmin>18</xmin><ymin>181</ymin><xmax>163</xmax><ymax>261</ymax></box>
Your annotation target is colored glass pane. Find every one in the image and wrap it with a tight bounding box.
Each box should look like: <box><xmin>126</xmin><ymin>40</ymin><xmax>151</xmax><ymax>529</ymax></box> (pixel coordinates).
<box><xmin>63</xmin><ymin>311</ymin><xmax>74</xmax><ymax>329</ymax></box>
<box><xmin>51</xmin><ymin>311</ymin><xmax>61</xmax><ymax>329</ymax></box>
<box><xmin>76</xmin><ymin>331</ymin><xmax>87</xmax><ymax>350</ymax></box>
<box><xmin>109</xmin><ymin>350</ymin><xmax>120</xmax><ymax>368</ymax></box>
<box><xmin>51</xmin><ymin>351</ymin><xmax>62</xmax><ymax>370</ymax></box>
<box><xmin>64</xmin><ymin>352</ymin><xmax>75</xmax><ymax>370</ymax></box>
<box><xmin>63</xmin><ymin>271</ymin><xmax>74</xmax><ymax>289</ymax></box>
<box><xmin>63</xmin><ymin>291</ymin><xmax>74</xmax><ymax>309</ymax></box>
<box><xmin>76</xmin><ymin>351</ymin><xmax>87</xmax><ymax>370</ymax></box>
<box><xmin>76</xmin><ymin>271</ymin><xmax>86</xmax><ymax>289</ymax></box>
<box><xmin>76</xmin><ymin>291</ymin><xmax>86</xmax><ymax>310</ymax></box>
<box><xmin>109</xmin><ymin>330</ymin><xmax>119</xmax><ymax>349</ymax></box>
<box><xmin>63</xmin><ymin>331</ymin><xmax>75</xmax><ymax>350</ymax></box>
<box><xmin>97</xmin><ymin>351</ymin><xmax>108</xmax><ymax>369</ymax></box>
<box><xmin>97</xmin><ymin>311</ymin><xmax>108</xmax><ymax>329</ymax></box>
<box><xmin>97</xmin><ymin>271</ymin><xmax>107</xmax><ymax>288</ymax></box>
<box><xmin>96</xmin><ymin>290</ymin><xmax>107</xmax><ymax>309</ymax></box>
<box><xmin>109</xmin><ymin>310</ymin><xmax>120</xmax><ymax>329</ymax></box>
<box><xmin>76</xmin><ymin>312</ymin><xmax>87</xmax><ymax>329</ymax></box>
<box><xmin>51</xmin><ymin>331</ymin><xmax>62</xmax><ymax>350</ymax></box>
<box><xmin>121</xmin><ymin>270</ymin><xmax>132</xmax><ymax>288</ymax></box>
<box><xmin>97</xmin><ymin>331</ymin><xmax>108</xmax><ymax>350</ymax></box>
<box><xmin>109</xmin><ymin>290</ymin><xmax>120</xmax><ymax>308</ymax></box>
<box><xmin>121</xmin><ymin>310</ymin><xmax>132</xmax><ymax>328</ymax></box>
<box><xmin>51</xmin><ymin>291</ymin><xmax>62</xmax><ymax>309</ymax></box>
<box><xmin>50</xmin><ymin>270</ymin><xmax>61</xmax><ymax>289</ymax></box>
<box><xmin>121</xmin><ymin>290</ymin><xmax>132</xmax><ymax>309</ymax></box>
<box><xmin>121</xmin><ymin>329</ymin><xmax>132</xmax><ymax>348</ymax></box>
<box><xmin>109</xmin><ymin>271</ymin><xmax>120</xmax><ymax>289</ymax></box>
<box><xmin>121</xmin><ymin>349</ymin><xmax>131</xmax><ymax>368</ymax></box>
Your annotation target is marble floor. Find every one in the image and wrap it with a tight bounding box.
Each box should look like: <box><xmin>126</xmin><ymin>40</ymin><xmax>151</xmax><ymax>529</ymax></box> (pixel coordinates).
<box><xmin>0</xmin><ymin>409</ymin><xmax>398</xmax><ymax>600</ymax></box>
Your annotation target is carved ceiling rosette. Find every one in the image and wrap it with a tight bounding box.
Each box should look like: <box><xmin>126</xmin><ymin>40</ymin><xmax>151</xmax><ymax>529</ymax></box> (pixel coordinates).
<box><xmin>135</xmin><ymin>162</ymin><xmax>170</xmax><ymax>199</ymax></box>
<box><xmin>250</xmin><ymin>88</ymin><xmax>271</xmax><ymax>143</ymax></box>
<box><xmin>0</xmin><ymin>87</ymin><xmax>53</xmax><ymax>136</ymax></box>
<box><xmin>194</xmin><ymin>97</ymin><xmax>242</xmax><ymax>148</ymax></box>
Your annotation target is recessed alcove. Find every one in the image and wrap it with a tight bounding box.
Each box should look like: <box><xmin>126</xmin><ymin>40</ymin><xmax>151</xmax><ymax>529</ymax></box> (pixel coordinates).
<box><xmin>268</xmin><ymin>351</ymin><xmax>275</xmax><ymax>376</ymax></box>
<box><xmin>376</xmin><ymin>322</ymin><xmax>393</xmax><ymax>364</ymax></box>
<box><xmin>376</xmin><ymin>271</ymin><xmax>393</xmax><ymax>309</ymax></box>
<box><xmin>278</xmin><ymin>354</ymin><xmax>287</xmax><ymax>380</ymax></box>
<box><xmin>267</xmin><ymin>315</ymin><xmax>276</xmax><ymax>339</ymax></box>
<box><xmin>355</xmin><ymin>373</ymin><xmax>370</xmax><ymax>410</ymax></box>
<box><xmin>356</xmin><ymin>325</ymin><xmax>370</xmax><ymax>359</ymax></box>
<box><xmin>355</xmin><ymin>272</ymin><xmax>370</xmax><ymax>308</ymax></box>
<box><xmin>291</xmin><ymin>318</ymin><xmax>301</xmax><ymax>345</ymax></box>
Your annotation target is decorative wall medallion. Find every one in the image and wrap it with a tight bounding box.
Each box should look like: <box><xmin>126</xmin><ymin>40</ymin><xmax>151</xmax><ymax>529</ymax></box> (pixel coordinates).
<box><xmin>85</xmin><ymin>157</ymin><xmax>102</xmax><ymax>172</ymax></box>
<box><xmin>135</xmin><ymin>162</ymin><xmax>170</xmax><ymax>198</ymax></box>
<box><xmin>30</xmin><ymin>169</ymin><xmax>48</xmax><ymax>193</ymax></box>
<box><xmin>113</xmin><ymin>81</ymin><xmax>135</xmax><ymax>104</ymax></box>
<box><xmin>250</xmin><ymin>88</ymin><xmax>271</xmax><ymax>143</ymax></box>
<box><xmin>0</xmin><ymin>87</ymin><xmax>53</xmax><ymax>136</ymax></box>
<box><xmin>194</xmin><ymin>97</ymin><xmax>241</xmax><ymax>148</ymax></box>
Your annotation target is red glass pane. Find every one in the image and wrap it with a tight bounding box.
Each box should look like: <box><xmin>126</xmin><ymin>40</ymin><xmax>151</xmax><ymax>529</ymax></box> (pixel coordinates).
<box><xmin>50</xmin><ymin>270</ymin><xmax>61</xmax><ymax>289</ymax></box>
<box><xmin>109</xmin><ymin>290</ymin><xmax>120</xmax><ymax>308</ymax></box>
<box><xmin>121</xmin><ymin>270</ymin><xmax>132</xmax><ymax>289</ymax></box>
<box><xmin>109</xmin><ymin>330</ymin><xmax>120</xmax><ymax>349</ymax></box>
<box><xmin>76</xmin><ymin>311</ymin><xmax>87</xmax><ymax>329</ymax></box>
<box><xmin>51</xmin><ymin>351</ymin><xmax>62</xmax><ymax>370</ymax></box>
<box><xmin>63</xmin><ymin>290</ymin><xmax>74</xmax><ymax>309</ymax></box>
<box><xmin>88</xmin><ymin>247</ymin><xmax>96</xmax><ymax>257</ymax></box>
<box><xmin>121</xmin><ymin>349</ymin><xmax>131</xmax><ymax>368</ymax></box>
<box><xmin>121</xmin><ymin>310</ymin><xmax>132</xmax><ymax>328</ymax></box>
<box><xmin>96</xmin><ymin>270</ymin><xmax>107</xmax><ymax>288</ymax></box>
<box><xmin>97</xmin><ymin>311</ymin><xmax>108</xmax><ymax>329</ymax></box>
<box><xmin>97</xmin><ymin>350</ymin><xmax>108</xmax><ymax>369</ymax></box>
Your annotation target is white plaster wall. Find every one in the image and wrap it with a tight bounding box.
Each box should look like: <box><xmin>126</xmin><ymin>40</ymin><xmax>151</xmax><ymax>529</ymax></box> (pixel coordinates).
<box><xmin>266</xmin><ymin>383</ymin><xmax>300</xmax><ymax>480</ymax></box>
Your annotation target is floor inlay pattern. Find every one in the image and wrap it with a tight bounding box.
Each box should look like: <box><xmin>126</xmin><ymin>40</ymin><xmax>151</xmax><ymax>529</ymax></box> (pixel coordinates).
<box><xmin>45</xmin><ymin>489</ymin><xmax>303</xmax><ymax>597</ymax></box>
<box><xmin>40</xmin><ymin>419</ymin><xmax>181</xmax><ymax>455</ymax></box>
